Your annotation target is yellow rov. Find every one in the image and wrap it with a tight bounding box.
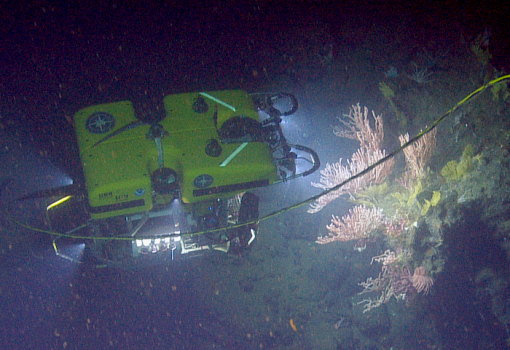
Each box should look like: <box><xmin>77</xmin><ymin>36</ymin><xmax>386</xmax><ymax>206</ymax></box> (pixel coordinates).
<box><xmin>32</xmin><ymin>90</ymin><xmax>319</xmax><ymax>267</ymax></box>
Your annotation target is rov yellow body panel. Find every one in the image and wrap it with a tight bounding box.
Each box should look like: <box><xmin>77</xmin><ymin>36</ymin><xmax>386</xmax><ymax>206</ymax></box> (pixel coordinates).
<box><xmin>73</xmin><ymin>90</ymin><xmax>278</xmax><ymax>220</ymax></box>
<box><xmin>74</xmin><ymin>101</ymin><xmax>154</xmax><ymax>219</ymax></box>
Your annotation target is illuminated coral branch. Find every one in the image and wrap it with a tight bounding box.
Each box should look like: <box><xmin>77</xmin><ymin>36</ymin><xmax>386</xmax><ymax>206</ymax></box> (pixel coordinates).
<box><xmin>357</xmin><ymin>273</ymin><xmax>391</xmax><ymax>312</ymax></box>
<box><xmin>357</xmin><ymin>266</ymin><xmax>413</xmax><ymax>312</ymax></box>
<box><xmin>309</xmin><ymin>104</ymin><xmax>394</xmax><ymax>213</ymax></box>
<box><xmin>352</xmin><ymin>147</ymin><xmax>394</xmax><ymax>186</ymax></box>
<box><xmin>308</xmin><ymin>150</ymin><xmax>392</xmax><ymax>213</ymax></box>
<box><xmin>358</xmin><ymin>252</ymin><xmax>414</xmax><ymax>313</ymax></box>
<box><xmin>316</xmin><ymin>205</ymin><xmax>385</xmax><ymax>244</ymax></box>
<box><xmin>383</xmin><ymin>216</ymin><xmax>408</xmax><ymax>238</ymax></box>
<box><xmin>358</xmin><ymin>253</ymin><xmax>434</xmax><ymax>312</ymax></box>
<box><xmin>333</xmin><ymin>103</ymin><xmax>384</xmax><ymax>151</ymax></box>
<box><xmin>308</xmin><ymin>158</ymin><xmax>359</xmax><ymax>213</ymax></box>
<box><xmin>370</xmin><ymin>249</ymin><xmax>398</xmax><ymax>265</ymax></box>
<box><xmin>398</xmin><ymin>128</ymin><xmax>437</xmax><ymax>182</ymax></box>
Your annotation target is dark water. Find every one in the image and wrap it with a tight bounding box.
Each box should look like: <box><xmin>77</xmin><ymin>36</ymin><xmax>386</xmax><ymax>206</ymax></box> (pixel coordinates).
<box><xmin>1</xmin><ymin>1</ymin><xmax>510</xmax><ymax>349</ymax></box>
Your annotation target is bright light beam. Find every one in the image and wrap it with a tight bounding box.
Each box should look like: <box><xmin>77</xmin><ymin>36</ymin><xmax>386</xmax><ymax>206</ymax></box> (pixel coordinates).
<box><xmin>52</xmin><ymin>238</ymin><xmax>85</xmax><ymax>264</ymax></box>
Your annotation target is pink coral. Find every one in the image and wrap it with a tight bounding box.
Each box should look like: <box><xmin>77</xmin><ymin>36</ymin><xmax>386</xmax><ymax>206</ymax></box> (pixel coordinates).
<box><xmin>309</xmin><ymin>104</ymin><xmax>394</xmax><ymax>213</ymax></box>
<box><xmin>316</xmin><ymin>205</ymin><xmax>385</xmax><ymax>244</ymax></box>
